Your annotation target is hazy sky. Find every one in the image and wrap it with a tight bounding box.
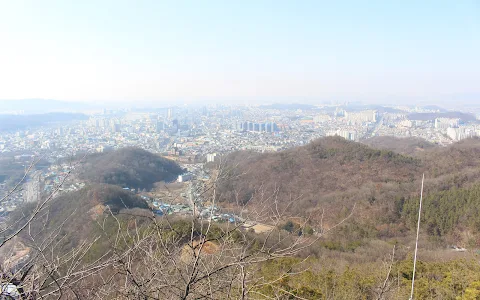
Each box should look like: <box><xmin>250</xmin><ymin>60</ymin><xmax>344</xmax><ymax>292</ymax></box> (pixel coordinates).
<box><xmin>0</xmin><ymin>0</ymin><xmax>478</xmax><ymax>105</ymax></box>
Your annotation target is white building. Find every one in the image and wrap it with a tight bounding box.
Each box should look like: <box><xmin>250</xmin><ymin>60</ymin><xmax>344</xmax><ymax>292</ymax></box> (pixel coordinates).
<box><xmin>327</xmin><ymin>130</ymin><xmax>357</xmax><ymax>141</ymax></box>
<box><xmin>313</xmin><ymin>114</ymin><xmax>331</xmax><ymax>123</ymax></box>
<box><xmin>178</xmin><ymin>173</ymin><xmax>193</xmax><ymax>182</ymax></box>
<box><xmin>447</xmin><ymin>127</ymin><xmax>476</xmax><ymax>141</ymax></box>
<box><xmin>435</xmin><ymin>118</ymin><xmax>459</xmax><ymax>129</ymax></box>
<box><xmin>398</xmin><ymin>120</ymin><xmax>413</xmax><ymax>128</ymax></box>
<box><xmin>206</xmin><ymin>153</ymin><xmax>218</xmax><ymax>163</ymax></box>
<box><xmin>96</xmin><ymin>145</ymin><xmax>113</xmax><ymax>153</ymax></box>
<box><xmin>344</xmin><ymin>110</ymin><xmax>377</xmax><ymax>124</ymax></box>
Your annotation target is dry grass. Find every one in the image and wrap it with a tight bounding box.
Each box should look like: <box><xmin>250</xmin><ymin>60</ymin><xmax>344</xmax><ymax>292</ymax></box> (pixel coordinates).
<box><xmin>251</xmin><ymin>224</ymin><xmax>274</xmax><ymax>234</ymax></box>
<box><xmin>88</xmin><ymin>204</ymin><xmax>106</xmax><ymax>220</ymax></box>
<box><xmin>180</xmin><ymin>240</ymin><xmax>220</xmax><ymax>264</ymax></box>
<box><xmin>1</xmin><ymin>239</ymin><xmax>31</xmax><ymax>270</ymax></box>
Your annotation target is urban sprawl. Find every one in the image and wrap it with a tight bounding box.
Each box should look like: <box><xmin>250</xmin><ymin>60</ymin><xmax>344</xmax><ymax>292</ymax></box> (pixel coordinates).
<box><xmin>1</xmin><ymin>104</ymin><xmax>479</xmax><ymax>221</ymax></box>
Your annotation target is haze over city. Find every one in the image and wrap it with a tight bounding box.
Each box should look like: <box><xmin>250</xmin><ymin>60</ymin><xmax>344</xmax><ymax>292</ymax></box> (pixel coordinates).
<box><xmin>0</xmin><ymin>1</ymin><xmax>479</xmax><ymax>108</ymax></box>
<box><xmin>3</xmin><ymin>2</ymin><xmax>480</xmax><ymax>299</ymax></box>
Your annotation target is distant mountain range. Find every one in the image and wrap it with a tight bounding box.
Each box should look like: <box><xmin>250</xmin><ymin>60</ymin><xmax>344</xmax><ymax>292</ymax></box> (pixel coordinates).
<box><xmin>407</xmin><ymin>111</ymin><xmax>477</xmax><ymax>122</ymax></box>
<box><xmin>0</xmin><ymin>112</ymin><xmax>89</xmax><ymax>132</ymax></box>
<box><xmin>0</xmin><ymin>99</ymin><xmax>96</xmax><ymax>114</ymax></box>
<box><xmin>257</xmin><ymin>102</ymin><xmax>460</xmax><ymax>114</ymax></box>
<box><xmin>259</xmin><ymin>103</ymin><xmax>318</xmax><ymax>110</ymax></box>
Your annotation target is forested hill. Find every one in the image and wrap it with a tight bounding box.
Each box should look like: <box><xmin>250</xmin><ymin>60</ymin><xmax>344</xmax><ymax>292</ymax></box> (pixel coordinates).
<box><xmin>420</xmin><ymin>137</ymin><xmax>480</xmax><ymax>177</ymax></box>
<box><xmin>362</xmin><ymin>136</ymin><xmax>437</xmax><ymax>156</ymax></box>
<box><xmin>216</xmin><ymin>136</ymin><xmax>480</xmax><ymax>243</ymax></box>
<box><xmin>78</xmin><ymin>147</ymin><xmax>183</xmax><ymax>190</ymax></box>
<box><xmin>402</xmin><ymin>183</ymin><xmax>480</xmax><ymax>237</ymax></box>
<box><xmin>217</xmin><ymin>136</ymin><xmax>421</xmax><ymax>217</ymax></box>
<box><xmin>17</xmin><ymin>184</ymin><xmax>149</xmax><ymax>253</ymax></box>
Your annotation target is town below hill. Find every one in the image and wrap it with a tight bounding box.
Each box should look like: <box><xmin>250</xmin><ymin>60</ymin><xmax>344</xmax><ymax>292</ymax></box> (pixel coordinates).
<box><xmin>2</xmin><ymin>105</ymin><xmax>480</xmax><ymax>298</ymax></box>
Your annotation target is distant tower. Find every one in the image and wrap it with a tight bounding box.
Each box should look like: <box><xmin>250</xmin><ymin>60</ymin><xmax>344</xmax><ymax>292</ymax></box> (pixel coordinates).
<box><xmin>167</xmin><ymin>108</ymin><xmax>173</xmax><ymax>120</ymax></box>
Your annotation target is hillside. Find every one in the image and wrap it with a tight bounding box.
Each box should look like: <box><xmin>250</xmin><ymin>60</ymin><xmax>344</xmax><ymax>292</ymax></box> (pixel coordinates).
<box><xmin>420</xmin><ymin>137</ymin><xmax>480</xmax><ymax>177</ymax></box>
<box><xmin>78</xmin><ymin>147</ymin><xmax>183</xmax><ymax>190</ymax></box>
<box><xmin>217</xmin><ymin>137</ymin><xmax>421</xmax><ymax>224</ymax></box>
<box><xmin>401</xmin><ymin>183</ymin><xmax>480</xmax><ymax>239</ymax></box>
<box><xmin>19</xmin><ymin>184</ymin><xmax>149</xmax><ymax>253</ymax></box>
<box><xmin>217</xmin><ymin>137</ymin><xmax>480</xmax><ymax>244</ymax></box>
<box><xmin>362</xmin><ymin>136</ymin><xmax>437</xmax><ymax>156</ymax></box>
<box><xmin>7</xmin><ymin>140</ymin><xmax>480</xmax><ymax>298</ymax></box>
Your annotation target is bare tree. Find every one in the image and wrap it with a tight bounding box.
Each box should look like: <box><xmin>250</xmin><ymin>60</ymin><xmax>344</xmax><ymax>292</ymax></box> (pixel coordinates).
<box><xmin>375</xmin><ymin>245</ymin><xmax>396</xmax><ymax>300</ymax></box>
<box><xmin>0</xmin><ymin>154</ymin><xmax>100</xmax><ymax>299</ymax></box>
<box><xmin>1</xmin><ymin>153</ymin><xmax>356</xmax><ymax>299</ymax></box>
<box><xmin>78</xmin><ymin>157</ymin><xmax>357</xmax><ymax>299</ymax></box>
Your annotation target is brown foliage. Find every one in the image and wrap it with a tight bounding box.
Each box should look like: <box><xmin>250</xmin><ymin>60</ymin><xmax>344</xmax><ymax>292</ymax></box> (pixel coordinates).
<box><xmin>77</xmin><ymin>147</ymin><xmax>183</xmax><ymax>190</ymax></box>
<box><xmin>363</xmin><ymin>136</ymin><xmax>437</xmax><ymax>156</ymax></box>
<box><xmin>217</xmin><ymin>137</ymin><xmax>420</xmax><ymax>222</ymax></box>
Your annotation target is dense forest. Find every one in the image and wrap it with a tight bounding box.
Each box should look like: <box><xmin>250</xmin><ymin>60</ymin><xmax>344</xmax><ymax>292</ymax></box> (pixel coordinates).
<box><xmin>401</xmin><ymin>183</ymin><xmax>480</xmax><ymax>240</ymax></box>
<box><xmin>78</xmin><ymin>147</ymin><xmax>183</xmax><ymax>190</ymax></box>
